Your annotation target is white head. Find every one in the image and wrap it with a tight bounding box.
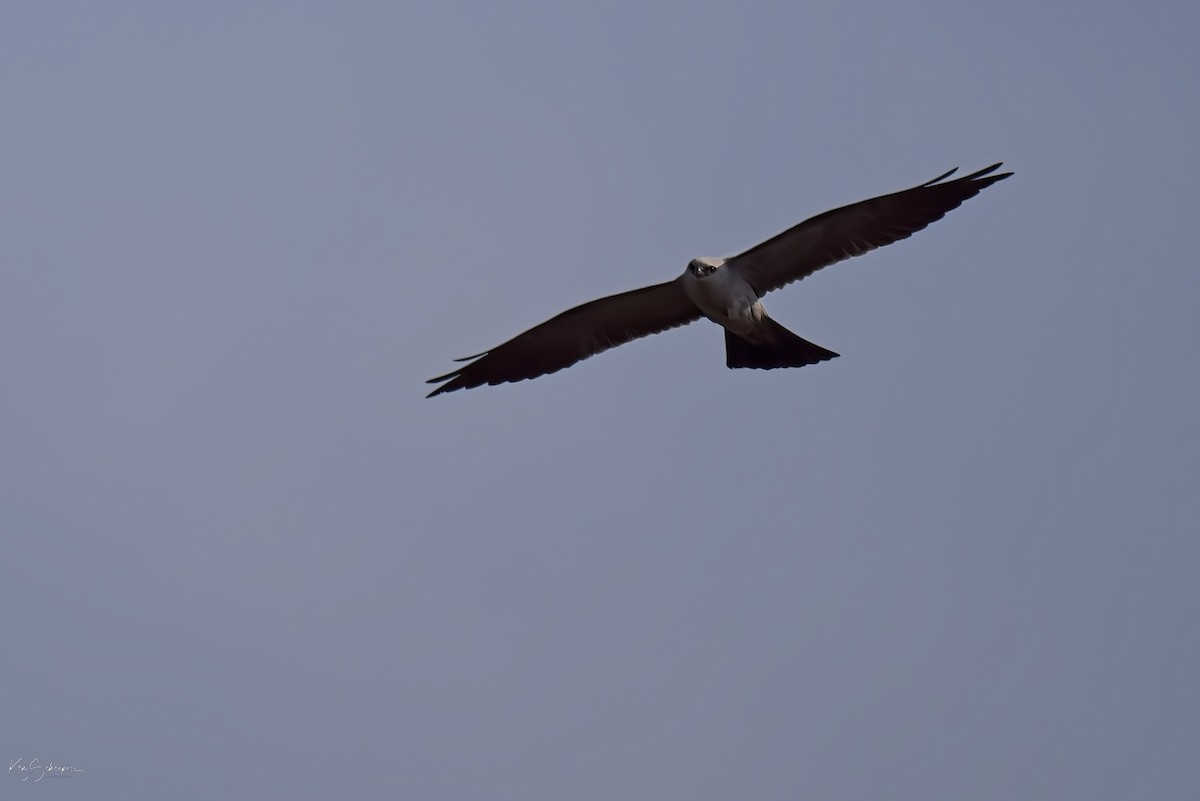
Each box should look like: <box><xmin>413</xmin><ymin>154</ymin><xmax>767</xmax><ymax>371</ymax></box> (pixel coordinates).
<box><xmin>687</xmin><ymin>257</ymin><xmax>725</xmax><ymax>278</ymax></box>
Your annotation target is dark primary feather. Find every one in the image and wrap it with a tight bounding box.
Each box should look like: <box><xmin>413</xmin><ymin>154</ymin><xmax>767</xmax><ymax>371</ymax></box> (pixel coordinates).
<box><xmin>728</xmin><ymin>163</ymin><xmax>1012</xmax><ymax>296</ymax></box>
<box><xmin>426</xmin><ymin>278</ymin><xmax>702</xmax><ymax>397</ymax></box>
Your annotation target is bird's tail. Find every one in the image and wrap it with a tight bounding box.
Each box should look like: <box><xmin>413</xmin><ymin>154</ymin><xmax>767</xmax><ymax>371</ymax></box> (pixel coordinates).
<box><xmin>725</xmin><ymin>317</ymin><xmax>839</xmax><ymax>369</ymax></box>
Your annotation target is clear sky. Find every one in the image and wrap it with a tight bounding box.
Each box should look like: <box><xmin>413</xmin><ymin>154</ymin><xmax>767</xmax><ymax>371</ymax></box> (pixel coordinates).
<box><xmin>3</xmin><ymin>2</ymin><xmax>1198</xmax><ymax>799</ymax></box>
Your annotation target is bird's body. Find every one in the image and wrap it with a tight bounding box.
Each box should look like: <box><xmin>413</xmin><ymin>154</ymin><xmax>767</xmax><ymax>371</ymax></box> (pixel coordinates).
<box><xmin>427</xmin><ymin>164</ymin><xmax>1011</xmax><ymax>397</ymax></box>
<box><xmin>680</xmin><ymin>258</ymin><xmax>762</xmax><ymax>338</ymax></box>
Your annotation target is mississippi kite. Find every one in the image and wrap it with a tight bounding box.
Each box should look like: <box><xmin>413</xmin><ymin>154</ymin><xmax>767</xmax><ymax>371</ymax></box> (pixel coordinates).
<box><xmin>427</xmin><ymin>163</ymin><xmax>1011</xmax><ymax>397</ymax></box>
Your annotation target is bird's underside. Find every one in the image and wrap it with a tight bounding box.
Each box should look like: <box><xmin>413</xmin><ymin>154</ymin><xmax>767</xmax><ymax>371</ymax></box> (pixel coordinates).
<box><xmin>427</xmin><ymin>163</ymin><xmax>1011</xmax><ymax>397</ymax></box>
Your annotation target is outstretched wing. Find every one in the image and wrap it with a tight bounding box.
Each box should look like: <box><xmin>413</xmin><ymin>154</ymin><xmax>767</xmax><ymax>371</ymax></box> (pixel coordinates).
<box><xmin>728</xmin><ymin>164</ymin><xmax>1012</xmax><ymax>296</ymax></box>
<box><xmin>427</xmin><ymin>278</ymin><xmax>702</xmax><ymax>397</ymax></box>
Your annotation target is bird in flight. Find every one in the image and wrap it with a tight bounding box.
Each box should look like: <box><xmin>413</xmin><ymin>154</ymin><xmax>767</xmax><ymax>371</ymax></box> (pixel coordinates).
<box><xmin>427</xmin><ymin>163</ymin><xmax>1011</xmax><ymax>397</ymax></box>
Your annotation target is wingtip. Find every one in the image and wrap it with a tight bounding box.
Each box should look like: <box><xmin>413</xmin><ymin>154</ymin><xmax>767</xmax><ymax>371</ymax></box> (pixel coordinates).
<box><xmin>428</xmin><ymin>350</ymin><xmax>489</xmax><ymax>396</ymax></box>
<box><xmin>926</xmin><ymin>162</ymin><xmax>1013</xmax><ymax>187</ymax></box>
<box><xmin>425</xmin><ymin>370</ymin><xmax>461</xmax><ymax>397</ymax></box>
<box><xmin>965</xmin><ymin>162</ymin><xmax>1007</xmax><ymax>180</ymax></box>
<box><xmin>425</xmin><ymin>376</ymin><xmax>463</xmax><ymax>398</ymax></box>
<box><xmin>925</xmin><ymin>167</ymin><xmax>959</xmax><ymax>185</ymax></box>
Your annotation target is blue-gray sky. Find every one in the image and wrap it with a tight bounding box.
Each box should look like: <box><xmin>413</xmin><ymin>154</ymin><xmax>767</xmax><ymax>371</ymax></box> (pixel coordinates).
<box><xmin>3</xmin><ymin>2</ymin><xmax>1198</xmax><ymax>798</ymax></box>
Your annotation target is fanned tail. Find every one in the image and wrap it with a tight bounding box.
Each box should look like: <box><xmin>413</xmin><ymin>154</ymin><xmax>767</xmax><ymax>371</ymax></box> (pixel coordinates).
<box><xmin>725</xmin><ymin>318</ymin><xmax>839</xmax><ymax>369</ymax></box>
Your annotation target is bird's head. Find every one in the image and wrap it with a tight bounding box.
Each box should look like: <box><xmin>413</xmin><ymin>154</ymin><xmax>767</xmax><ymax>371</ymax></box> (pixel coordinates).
<box><xmin>687</xmin><ymin>257</ymin><xmax>724</xmax><ymax>278</ymax></box>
